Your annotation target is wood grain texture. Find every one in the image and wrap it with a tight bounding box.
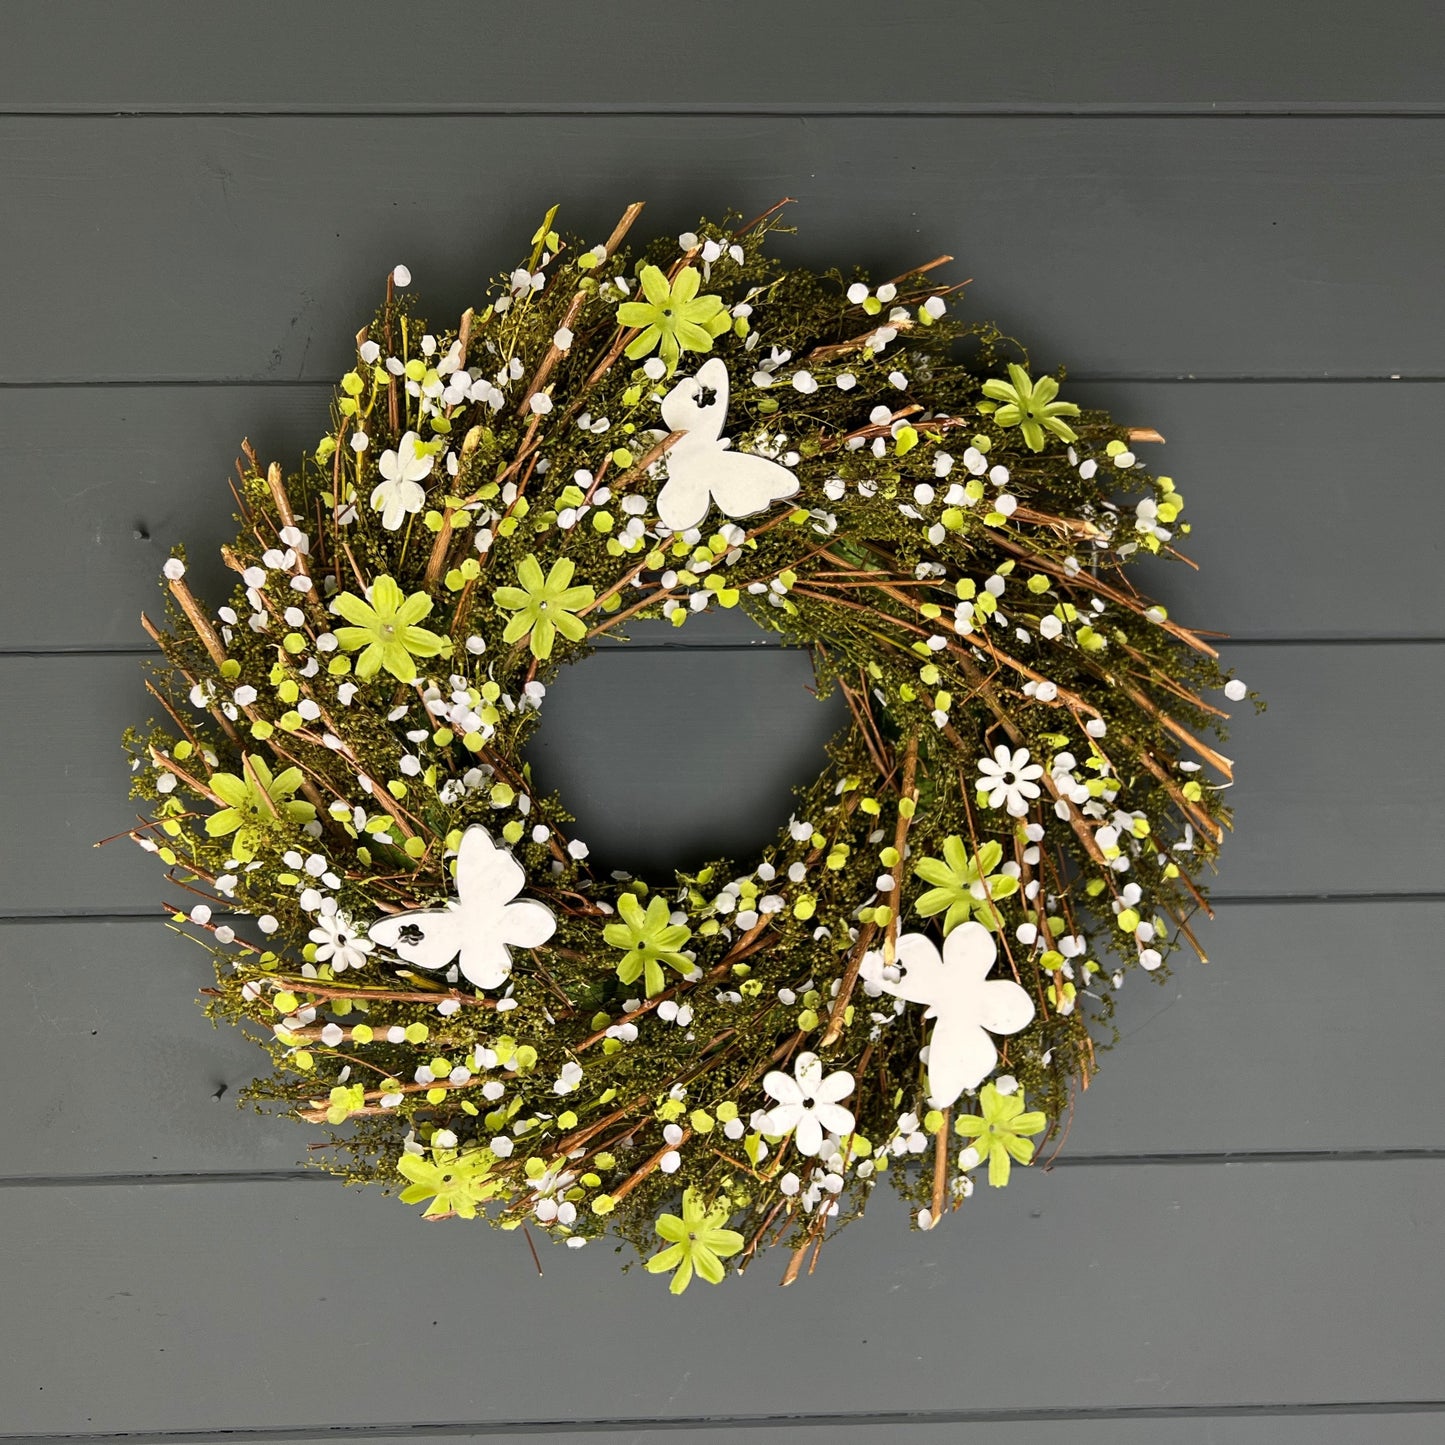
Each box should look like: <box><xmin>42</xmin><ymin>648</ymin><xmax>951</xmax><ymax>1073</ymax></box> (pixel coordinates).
<box><xmin>0</xmin><ymin>641</ymin><xmax>1437</xmax><ymax>917</ymax></box>
<box><xmin>6</xmin><ymin>0</ymin><xmax>1444</xmax><ymax>112</ymax></box>
<box><xmin>195</xmin><ymin>1419</ymin><xmax>1445</xmax><ymax>1445</ymax></box>
<box><xmin>1</xmin><ymin>1164</ymin><xmax>1439</xmax><ymax>1435</ymax></box>
<box><xmin>2</xmin><ymin>118</ymin><xmax>1443</xmax><ymax>383</ymax></box>
<box><xmin>2</xmin><ymin>900</ymin><xmax>1439</xmax><ymax>1179</ymax></box>
<box><xmin>6</xmin><ymin>382</ymin><xmax>1441</xmax><ymax>652</ymax></box>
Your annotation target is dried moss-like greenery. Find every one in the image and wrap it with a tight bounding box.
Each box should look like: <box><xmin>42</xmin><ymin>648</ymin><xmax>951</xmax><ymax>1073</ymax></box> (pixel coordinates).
<box><xmin>123</xmin><ymin>200</ymin><xmax>1243</xmax><ymax>1291</ymax></box>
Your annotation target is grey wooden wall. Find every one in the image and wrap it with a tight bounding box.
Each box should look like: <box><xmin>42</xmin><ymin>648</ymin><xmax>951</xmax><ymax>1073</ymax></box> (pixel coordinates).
<box><xmin>2</xmin><ymin>3</ymin><xmax>1443</xmax><ymax>1441</ymax></box>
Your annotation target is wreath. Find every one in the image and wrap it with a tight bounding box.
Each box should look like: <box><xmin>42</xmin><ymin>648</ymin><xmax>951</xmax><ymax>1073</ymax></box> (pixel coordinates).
<box><xmin>123</xmin><ymin>199</ymin><xmax>1245</xmax><ymax>1292</ymax></box>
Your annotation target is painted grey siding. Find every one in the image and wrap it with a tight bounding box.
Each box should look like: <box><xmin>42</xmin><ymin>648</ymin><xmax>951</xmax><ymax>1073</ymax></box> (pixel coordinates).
<box><xmin>1</xmin><ymin>3</ymin><xmax>1441</xmax><ymax>1441</ymax></box>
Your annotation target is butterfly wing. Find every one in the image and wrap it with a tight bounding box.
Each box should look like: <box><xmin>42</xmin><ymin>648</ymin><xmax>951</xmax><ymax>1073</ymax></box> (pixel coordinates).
<box><xmin>502</xmin><ymin>897</ymin><xmax>557</xmax><ymax>949</ymax></box>
<box><xmin>660</xmin><ymin>357</ymin><xmax>729</xmax><ymax>441</ymax></box>
<box><xmin>456</xmin><ymin>897</ymin><xmax>559</xmax><ymax>991</ymax></box>
<box><xmin>454</xmin><ymin>825</ymin><xmax>524</xmax><ymax>906</ymax></box>
<box><xmin>976</xmin><ymin>976</ymin><xmax>1036</xmax><ymax>1039</ymax></box>
<box><xmin>704</xmin><ymin>449</ymin><xmax>801</xmax><ymax>521</ymax></box>
<box><xmin>880</xmin><ymin>932</ymin><xmax>948</xmax><ymax>1008</ymax></box>
<box><xmin>924</xmin><ymin>1009</ymin><xmax>998</xmax><ymax>1110</ymax></box>
<box><xmin>449</xmin><ymin>826</ymin><xmax>555</xmax><ymax>990</ymax></box>
<box><xmin>457</xmin><ymin>934</ymin><xmax>516</xmax><ymax>991</ymax></box>
<box><xmin>368</xmin><ymin>906</ymin><xmax>467</xmax><ymax>973</ymax></box>
<box><xmin>654</xmin><ymin>444</ymin><xmax>716</xmax><ymax>532</ymax></box>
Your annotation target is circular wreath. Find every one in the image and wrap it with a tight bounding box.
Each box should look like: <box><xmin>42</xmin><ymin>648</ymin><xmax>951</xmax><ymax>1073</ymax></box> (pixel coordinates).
<box><xmin>124</xmin><ymin>200</ymin><xmax>1244</xmax><ymax>1292</ymax></box>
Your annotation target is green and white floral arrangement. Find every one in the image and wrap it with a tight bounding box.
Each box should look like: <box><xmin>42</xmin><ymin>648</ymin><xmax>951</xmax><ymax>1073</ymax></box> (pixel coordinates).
<box><xmin>123</xmin><ymin>200</ymin><xmax>1248</xmax><ymax>1292</ymax></box>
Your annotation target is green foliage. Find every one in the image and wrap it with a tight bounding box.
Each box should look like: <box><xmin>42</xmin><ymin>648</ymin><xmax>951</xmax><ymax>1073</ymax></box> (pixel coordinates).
<box><xmin>332</xmin><ymin>575</ymin><xmax>450</xmax><ymax>682</ymax></box>
<box><xmin>954</xmin><ymin>1083</ymin><xmax>1048</xmax><ymax>1188</ymax></box>
<box><xmin>123</xmin><ymin>202</ymin><xmax>1240</xmax><ymax>1291</ymax></box>
<box><xmin>494</xmin><ymin>555</ymin><xmax>595</xmax><ymax>661</ymax></box>
<box><xmin>980</xmin><ymin>363</ymin><xmax>1082</xmax><ymax>452</ymax></box>
<box><xmin>644</xmin><ymin>1187</ymin><xmax>746</xmax><ymax>1294</ymax></box>
<box><xmin>913</xmin><ymin>837</ymin><xmax>1018</xmax><ymax>934</ymax></box>
<box><xmin>605</xmin><ymin>892</ymin><xmax>694</xmax><ymax>997</ymax></box>
<box><xmin>617</xmin><ymin>264</ymin><xmax>731</xmax><ymax>373</ymax></box>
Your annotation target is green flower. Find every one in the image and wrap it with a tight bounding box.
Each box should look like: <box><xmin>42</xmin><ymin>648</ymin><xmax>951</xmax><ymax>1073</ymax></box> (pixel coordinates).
<box><xmin>981</xmin><ymin>364</ymin><xmax>1080</xmax><ymax>452</ymax></box>
<box><xmin>605</xmin><ymin>892</ymin><xmax>693</xmax><ymax>997</ymax></box>
<box><xmin>332</xmin><ymin>575</ymin><xmax>449</xmax><ymax>683</ymax></box>
<box><xmin>913</xmin><ymin>838</ymin><xmax>1019</xmax><ymax>934</ymax></box>
<box><xmin>325</xmin><ymin>1083</ymin><xmax>367</xmax><ymax>1124</ymax></box>
<box><xmin>397</xmin><ymin>1146</ymin><xmax>502</xmax><ymax>1220</ymax></box>
<box><xmin>954</xmin><ymin>1083</ymin><xmax>1047</xmax><ymax>1187</ymax></box>
<box><xmin>616</xmin><ymin>265</ymin><xmax>730</xmax><ymax>374</ymax></box>
<box><xmin>494</xmin><ymin>555</ymin><xmax>595</xmax><ymax>661</ymax></box>
<box><xmin>643</xmin><ymin>1187</ymin><xmax>745</xmax><ymax>1294</ymax></box>
<box><xmin>204</xmin><ymin>753</ymin><xmax>316</xmax><ymax>862</ymax></box>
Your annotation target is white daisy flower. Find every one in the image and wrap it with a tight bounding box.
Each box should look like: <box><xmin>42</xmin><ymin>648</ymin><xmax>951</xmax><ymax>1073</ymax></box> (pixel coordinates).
<box><xmin>308</xmin><ymin>905</ymin><xmax>374</xmax><ymax>973</ymax></box>
<box><xmin>976</xmin><ymin>744</ymin><xmax>1044</xmax><ymax>818</ymax></box>
<box><xmin>761</xmin><ymin>1051</ymin><xmax>855</xmax><ymax>1157</ymax></box>
<box><xmin>370</xmin><ymin>430</ymin><xmax>434</xmax><ymax>530</ymax></box>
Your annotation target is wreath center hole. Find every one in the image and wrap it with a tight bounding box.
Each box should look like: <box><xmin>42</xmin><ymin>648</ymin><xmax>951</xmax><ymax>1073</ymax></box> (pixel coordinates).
<box><xmin>524</xmin><ymin>615</ymin><xmax>848</xmax><ymax>881</ymax></box>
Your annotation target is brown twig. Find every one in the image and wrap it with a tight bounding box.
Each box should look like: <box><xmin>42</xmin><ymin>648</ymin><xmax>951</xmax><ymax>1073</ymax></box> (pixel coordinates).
<box><xmin>165</xmin><ymin>576</ymin><xmax>228</xmax><ymax>671</ymax></box>
<box><xmin>609</xmin><ymin>1128</ymin><xmax>692</xmax><ymax>1205</ymax></box>
<box><xmin>931</xmin><ymin>1107</ymin><xmax>952</xmax><ymax>1221</ymax></box>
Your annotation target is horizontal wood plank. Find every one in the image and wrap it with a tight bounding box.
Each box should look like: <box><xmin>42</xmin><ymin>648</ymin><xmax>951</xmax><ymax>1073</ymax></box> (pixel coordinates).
<box><xmin>0</xmin><ymin>642</ymin><xmax>1437</xmax><ymax>917</ymax></box>
<box><xmin>2</xmin><ymin>119</ymin><xmax>1443</xmax><ymax>383</ymax></box>
<box><xmin>1</xmin><ymin>1164</ymin><xmax>1439</xmax><ymax>1434</ymax></box>
<box><xmin>4</xmin><ymin>382</ymin><xmax>1440</xmax><ymax>652</ymax></box>
<box><xmin>6</xmin><ymin>0</ymin><xmax>1444</xmax><ymax>112</ymax></box>
<box><xmin>198</xmin><ymin>1418</ymin><xmax>1445</xmax><ymax>1445</ymax></box>
<box><xmin>1</xmin><ymin>899</ymin><xmax>1439</xmax><ymax>1179</ymax></box>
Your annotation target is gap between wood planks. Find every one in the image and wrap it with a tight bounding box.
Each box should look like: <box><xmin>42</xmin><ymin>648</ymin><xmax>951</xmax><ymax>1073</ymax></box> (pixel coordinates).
<box><xmin>3</xmin><ymin>1396</ymin><xmax>1444</xmax><ymax>1443</ymax></box>
<box><xmin>1</xmin><ymin>1149</ymin><xmax>1442</xmax><ymax>1190</ymax></box>
<box><xmin>6</xmin><ymin>892</ymin><xmax>1445</xmax><ymax>927</ymax></box>
<box><xmin>5</xmin><ymin>636</ymin><xmax>1444</xmax><ymax>659</ymax></box>
<box><xmin>3</xmin><ymin>373</ymin><xmax>1445</xmax><ymax>388</ymax></box>
<box><xmin>6</xmin><ymin>102</ymin><xmax>1445</xmax><ymax>117</ymax></box>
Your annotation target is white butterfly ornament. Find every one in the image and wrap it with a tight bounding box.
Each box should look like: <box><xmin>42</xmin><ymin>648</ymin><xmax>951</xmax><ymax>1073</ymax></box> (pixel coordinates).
<box><xmin>877</xmin><ymin>921</ymin><xmax>1036</xmax><ymax>1109</ymax></box>
<box><xmin>368</xmin><ymin>826</ymin><xmax>556</xmax><ymax>990</ymax></box>
<box><xmin>654</xmin><ymin>357</ymin><xmax>800</xmax><ymax>532</ymax></box>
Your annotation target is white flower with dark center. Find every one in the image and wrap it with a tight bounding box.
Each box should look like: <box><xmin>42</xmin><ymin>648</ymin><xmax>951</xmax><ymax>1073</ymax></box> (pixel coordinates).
<box><xmin>976</xmin><ymin>744</ymin><xmax>1044</xmax><ymax>818</ymax></box>
<box><xmin>762</xmin><ymin>1051</ymin><xmax>855</xmax><ymax>1157</ymax></box>
<box><xmin>370</xmin><ymin>430</ymin><xmax>434</xmax><ymax>530</ymax></box>
<box><xmin>308</xmin><ymin>905</ymin><xmax>374</xmax><ymax>973</ymax></box>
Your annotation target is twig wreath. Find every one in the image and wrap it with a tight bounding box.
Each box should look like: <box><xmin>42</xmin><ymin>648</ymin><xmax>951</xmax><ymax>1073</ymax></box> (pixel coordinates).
<box><xmin>123</xmin><ymin>199</ymin><xmax>1249</xmax><ymax>1292</ymax></box>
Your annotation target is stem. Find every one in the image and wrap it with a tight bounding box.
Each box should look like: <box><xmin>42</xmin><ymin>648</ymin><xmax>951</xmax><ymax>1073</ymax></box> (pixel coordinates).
<box><xmin>931</xmin><ymin>1107</ymin><xmax>952</xmax><ymax>1222</ymax></box>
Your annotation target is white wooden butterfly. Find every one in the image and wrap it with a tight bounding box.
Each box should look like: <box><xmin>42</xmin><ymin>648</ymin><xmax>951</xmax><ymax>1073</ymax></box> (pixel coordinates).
<box><xmin>368</xmin><ymin>826</ymin><xmax>556</xmax><ymax>990</ymax></box>
<box><xmin>877</xmin><ymin>922</ymin><xmax>1036</xmax><ymax>1109</ymax></box>
<box><xmin>654</xmin><ymin>357</ymin><xmax>800</xmax><ymax>532</ymax></box>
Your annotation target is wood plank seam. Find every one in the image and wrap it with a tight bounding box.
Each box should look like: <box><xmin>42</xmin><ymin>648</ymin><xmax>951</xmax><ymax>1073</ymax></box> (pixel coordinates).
<box><xmin>6</xmin><ymin>1398</ymin><xmax>1444</xmax><ymax>1442</ymax></box>
<box><xmin>2</xmin><ymin>1149</ymin><xmax>1441</xmax><ymax>1190</ymax></box>
<box><xmin>6</xmin><ymin>104</ymin><xmax>1445</xmax><ymax>118</ymax></box>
